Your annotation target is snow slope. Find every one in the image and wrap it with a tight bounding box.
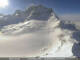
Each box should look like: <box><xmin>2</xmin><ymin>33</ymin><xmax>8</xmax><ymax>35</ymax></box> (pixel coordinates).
<box><xmin>0</xmin><ymin>5</ymin><xmax>80</xmax><ymax>57</ymax></box>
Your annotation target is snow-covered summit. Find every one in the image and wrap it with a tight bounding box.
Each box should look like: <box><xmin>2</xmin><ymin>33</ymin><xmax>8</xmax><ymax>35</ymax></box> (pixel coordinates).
<box><xmin>25</xmin><ymin>5</ymin><xmax>53</xmax><ymax>20</ymax></box>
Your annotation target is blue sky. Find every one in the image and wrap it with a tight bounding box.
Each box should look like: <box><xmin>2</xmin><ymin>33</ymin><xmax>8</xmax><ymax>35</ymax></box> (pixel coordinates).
<box><xmin>0</xmin><ymin>0</ymin><xmax>80</xmax><ymax>20</ymax></box>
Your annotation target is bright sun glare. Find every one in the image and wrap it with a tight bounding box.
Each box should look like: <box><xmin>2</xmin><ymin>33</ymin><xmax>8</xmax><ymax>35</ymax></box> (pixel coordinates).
<box><xmin>0</xmin><ymin>0</ymin><xmax>9</xmax><ymax>8</ymax></box>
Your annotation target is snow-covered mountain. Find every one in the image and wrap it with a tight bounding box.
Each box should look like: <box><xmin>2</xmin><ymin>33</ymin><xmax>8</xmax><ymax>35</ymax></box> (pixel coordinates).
<box><xmin>0</xmin><ymin>5</ymin><xmax>54</xmax><ymax>35</ymax></box>
<box><xmin>0</xmin><ymin>5</ymin><xmax>80</xmax><ymax>57</ymax></box>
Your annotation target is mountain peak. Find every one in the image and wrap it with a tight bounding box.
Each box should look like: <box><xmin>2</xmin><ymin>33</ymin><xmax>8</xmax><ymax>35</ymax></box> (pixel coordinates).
<box><xmin>25</xmin><ymin>5</ymin><xmax>53</xmax><ymax>20</ymax></box>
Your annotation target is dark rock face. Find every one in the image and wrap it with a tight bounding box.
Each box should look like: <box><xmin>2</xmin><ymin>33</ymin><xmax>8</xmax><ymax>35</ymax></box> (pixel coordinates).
<box><xmin>25</xmin><ymin>5</ymin><xmax>53</xmax><ymax>20</ymax></box>
<box><xmin>59</xmin><ymin>20</ymin><xmax>77</xmax><ymax>30</ymax></box>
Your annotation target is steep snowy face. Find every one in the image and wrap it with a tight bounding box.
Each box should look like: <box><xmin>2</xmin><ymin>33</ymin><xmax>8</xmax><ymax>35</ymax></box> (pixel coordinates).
<box><xmin>1</xmin><ymin>20</ymin><xmax>48</xmax><ymax>35</ymax></box>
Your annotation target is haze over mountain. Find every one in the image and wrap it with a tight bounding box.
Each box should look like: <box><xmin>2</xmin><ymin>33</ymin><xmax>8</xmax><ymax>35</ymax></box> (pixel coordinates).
<box><xmin>0</xmin><ymin>5</ymin><xmax>80</xmax><ymax>57</ymax></box>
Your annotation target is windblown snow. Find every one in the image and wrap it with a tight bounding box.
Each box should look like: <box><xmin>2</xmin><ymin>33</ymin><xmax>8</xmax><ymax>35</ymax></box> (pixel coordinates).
<box><xmin>0</xmin><ymin>5</ymin><xmax>80</xmax><ymax>57</ymax></box>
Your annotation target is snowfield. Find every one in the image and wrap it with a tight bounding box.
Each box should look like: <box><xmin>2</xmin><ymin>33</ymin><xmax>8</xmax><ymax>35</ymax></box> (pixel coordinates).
<box><xmin>0</xmin><ymin>5</ymin><xmax>80</xmax><ymax>57</ymax></box>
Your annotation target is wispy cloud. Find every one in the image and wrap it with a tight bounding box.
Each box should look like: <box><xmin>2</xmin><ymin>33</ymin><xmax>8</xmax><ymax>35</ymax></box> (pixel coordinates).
<box><xmin>59</xmin><ymin>14</ymin><xmax>80</xmax><ymax>21</ymax></box>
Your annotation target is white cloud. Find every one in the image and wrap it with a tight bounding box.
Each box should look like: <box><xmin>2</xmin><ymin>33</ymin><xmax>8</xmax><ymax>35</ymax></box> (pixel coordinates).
<box><xmin>59</xmin><ymin>14</ymin><xmax>80</xmax><ymax>21</ymax></box>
